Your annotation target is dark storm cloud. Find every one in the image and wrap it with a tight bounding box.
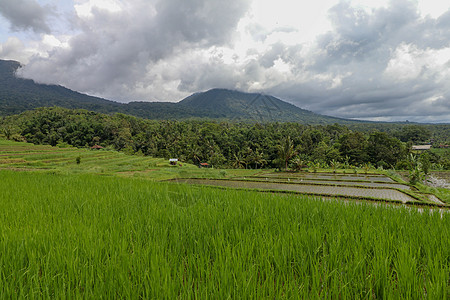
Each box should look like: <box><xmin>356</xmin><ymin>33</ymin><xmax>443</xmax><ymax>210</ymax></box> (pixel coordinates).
<box><xmin>313</xmin><ymin>0</ymin><xmax>418</xmax><ymax>70</ymax></box>
<box><xmin>153</xmin><ymin>0</ymin><xmax>248</xmax><ymax>46</ymax></box>
<box><xmin>0</xmin><ymin>0</ymin><xmax>51</xmax><ymax>33</ymax></box>
<box><xmin>19</xmin><ymin>0</ymin><xmax>251</xmax><ymax>99</ymax></box>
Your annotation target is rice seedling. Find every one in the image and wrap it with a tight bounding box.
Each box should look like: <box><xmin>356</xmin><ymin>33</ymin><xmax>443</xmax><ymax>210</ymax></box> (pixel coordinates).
<box><xmin>0</xmin><ymin>170</ymin><xmax>448</xmax><ymax>298</ymax></box>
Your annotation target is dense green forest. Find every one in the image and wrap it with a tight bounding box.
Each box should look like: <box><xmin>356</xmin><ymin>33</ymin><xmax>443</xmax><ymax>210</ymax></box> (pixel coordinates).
<box><xmin>1</xmin><ymin>107</ymin><xmax>449</xmax><ymax>170</ymax></box>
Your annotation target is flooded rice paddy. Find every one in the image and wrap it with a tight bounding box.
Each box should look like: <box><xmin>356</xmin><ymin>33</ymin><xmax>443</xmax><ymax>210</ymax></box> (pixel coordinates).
<box><xmin>234</xmin><ymin>176</ymin><xmax>411</xmax><ymax>190</ymax></box>
<box><xmin>175</xmin><ymin>171</ymin><xmax>421</xmax><ymax>204</ymax></box>
<box><xmin>262</xmin><ymin>172</ymin><xmax>395</xmax><ymax>182</ymax></box>
<box><xmin>176</xmin><ymin>178</ymin><xmax>417</xmax><ymax>203</ymax></box>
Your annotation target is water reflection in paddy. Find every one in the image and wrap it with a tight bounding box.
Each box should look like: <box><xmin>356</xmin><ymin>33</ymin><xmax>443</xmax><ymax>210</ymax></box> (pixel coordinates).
<box><xmin>262</xmin><ymin>172</ymin><xmax>395</xmax><ymax>182</ymax></box>
<box><xmin>235</xmin><ymin>177</ymin><xmax>411</xmax><ymax>190</ymax></box>
<box><xmin>176</xmin><ymin>179</ymin><xmax>417</xmax><ymax>204</ymax></box>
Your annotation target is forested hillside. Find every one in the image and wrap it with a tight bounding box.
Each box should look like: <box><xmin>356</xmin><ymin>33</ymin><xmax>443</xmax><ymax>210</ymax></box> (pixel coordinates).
<box><xmin>0</xmin><ymin>60</ymin><xmax>123</xmax><ymax>115</ymax></box>
<box><xmin>178</xmin><ymin>88</ymin><xmax>359</xmax><ymax>123</ymax></box>
<box><xmin>1</xmin><ymin>107</ymin><xmax>449</xmax><ymax>170</ymax></box>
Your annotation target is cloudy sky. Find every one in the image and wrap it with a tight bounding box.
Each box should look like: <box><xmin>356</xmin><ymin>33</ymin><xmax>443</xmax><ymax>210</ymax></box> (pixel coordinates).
<box><xmin>0</xmin><ymin>0</ymin><xmax>449</xmax><ymax>123</ymax></box>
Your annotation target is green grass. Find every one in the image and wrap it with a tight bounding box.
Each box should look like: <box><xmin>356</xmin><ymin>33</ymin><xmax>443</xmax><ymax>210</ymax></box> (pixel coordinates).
<box><xmin>0</xmin><ymin>139</ymin><xmax>259</xmax><ymax>180</ymax></box>
<box><xmin>0</xmin><ymin>170</ymin><xmax>448</xmax><ymax>298</ymax></box>
<box><xmin>430</xmin><ymin>148</ymin><xmax>450</xmax><ymax>156</ymax></box>
<box><xmin>415</xmin><ymin>183</ymin><xmax>450</xmax><ymax>204</ymax></box>
<box><xmin>382</xmin><ymin>170</ymin><xmax>450</xmax><ymax>205</ymax></box>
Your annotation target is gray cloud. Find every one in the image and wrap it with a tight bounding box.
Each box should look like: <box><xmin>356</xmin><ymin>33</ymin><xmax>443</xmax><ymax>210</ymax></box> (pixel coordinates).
<box><xmin>168</xmin><ymin>0</ymin><xmax>450</xmax><ymax>122</ymax></box>
<box><xmin>0</xmin><ymin>0</ymin><xmax>51</xmax><ymax>33</ymax></box>
<box><xmin>262</xmin><ymin>1</ymin><xmax>450</xmax><ymax>123</ymax></box>
<box><xmin>153</xmin><ymin>0</ymin><xmax>248</xmax><ymax>46</ymax></box>
<box><xmin>19</xmin><ymin>0</ymin><xmax>251</xmax><ymax>99</ymax></box>
<box><xmin>12</xmin><ymin>0</ymin><xmax>450</xmax><ymax>123</ymax></box>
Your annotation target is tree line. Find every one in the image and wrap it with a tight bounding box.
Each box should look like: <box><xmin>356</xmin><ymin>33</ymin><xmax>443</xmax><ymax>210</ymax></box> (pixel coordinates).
<box><xmin>1</xmin><ymin>107</ymin><xmax>449</xmax><ymax>170</ymax></box>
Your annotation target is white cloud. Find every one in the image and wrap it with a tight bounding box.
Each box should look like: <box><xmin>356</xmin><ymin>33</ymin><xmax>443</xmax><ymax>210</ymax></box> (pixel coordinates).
<box><xmin>0</xmin><ymin>36</ymin><xmax>26</xmax><ymax>60</ymax></box>
<box><xmin>384</xmin><ymin>43</ymin><xmax>425</xmax><ymax>81</ymax></box>
<box><xmin>418</xmin><ymin>0</ymin><xmax>450</xmax><ymax>19</ymax></box>
<box><xmin>385</xmin><ymin>43</ymin><xmax>450</xmax><ymax>82</ymax></box>
<box><xmin>74</xmin><ymin>0</ymin><xmax>124</xmax><ymax>18</ymax></box>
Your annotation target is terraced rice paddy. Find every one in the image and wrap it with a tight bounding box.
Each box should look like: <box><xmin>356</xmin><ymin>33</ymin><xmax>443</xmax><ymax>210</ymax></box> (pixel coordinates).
<box><xmin>236</xmin><ymin>176</ymin><xmax>411</xmax><ymax>190</ymax></box>
<box><xmin>176</xmin><ymin>178</ymin><xmax>418</xmax><ymax>204</ymax></box>
<box><xmin>177</xmin><ymin>172</ymin><xmax>449</xmax><ymax>206</ymax></box>
<box><xmin>263</xmin><ymin>172</ymin><xmax>396</xmax><ymax>182</ymax></box>
<box><xmin>0</xmin><ymin>141</ymin><xmax>161</xmax><ymax>173</ymax></box>
<box><xmin>0</xmin><ymin>139</ymin><xmax>259</xmax><ymax>180</ymax></box>
<box><xmin>1</xmin><ymin>140</ymin><xmax>447</xmax><ymax>206</ymax></box>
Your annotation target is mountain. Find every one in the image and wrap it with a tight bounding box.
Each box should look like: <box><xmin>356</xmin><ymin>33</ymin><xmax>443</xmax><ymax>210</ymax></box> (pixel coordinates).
<box><xmin>0</xmin><ymin>59</ymin><xmax>359</xmax><ymax>123</ymax></box>
<box><xmin>179</xmin><ymin>88</ymin><xmax>357</xmax><ymax>123</ymax></box>
<box><xmin>0</xmin><ymin>60</ymin><xmax>215</xmax><ymax>119</ymax></box>
<box><xmin>0</xmin><ymin>60</ymin><xmax>123</xmax><ymax>115</ymax></box>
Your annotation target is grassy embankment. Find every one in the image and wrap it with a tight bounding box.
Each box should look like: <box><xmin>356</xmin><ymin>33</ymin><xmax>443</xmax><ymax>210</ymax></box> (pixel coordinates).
<box><xmin>386</xmin><ymin>169</ymin><xmax>450</xmax><ymax>204</ymax></box>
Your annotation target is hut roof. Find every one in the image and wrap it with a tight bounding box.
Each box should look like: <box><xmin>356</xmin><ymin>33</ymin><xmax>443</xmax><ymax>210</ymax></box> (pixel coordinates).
<box><xmin>412</xmin><ymin>145</ymin><xmax>431</xmax><ymax>150</ymax></box>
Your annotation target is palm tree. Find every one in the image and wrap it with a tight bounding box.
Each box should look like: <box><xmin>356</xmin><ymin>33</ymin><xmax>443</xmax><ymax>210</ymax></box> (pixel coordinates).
<box><xmin>232</xmin><ymin>153</ymin><xmax>246</xmax><ymax>169</ymax></box>
<box><xmin>2</xmin><ymin>125</ymin><xmax>12</xmax><ymax>140</ymax></box>
<box><xmin>291</xmin><ymin>157</ymin><xmax>305</xmax><ymax>172</ymax></box>
<box><xmin>309</xmin><ymin>161</ymin><xmax>320</xmax><ymax>173</ymax></box>
<box><xmin>243</xmin><ymin>147</ymin><xmax>254</xmax><ymax>169</ymax></box>
<box><xmin>188</xmin><ymin>144</ymin><xmax>202</xmax><ymax>165</ymax></box>
<box><xmin>408</xmin><ymin>154</ymin><xmax>424</xmax><ymax>184</ymax></box>
<box><xmin>277</xmin><ymin>136</ymin><xmax>295</xmax><ymax>171</ymax></box>
<box><xmin>253</xmin><ymin>150</ymin><xmax>267</xmax><ymax>169</ymax></box>
<box><xmin>330</xmin><ymin>159</ymin><xmax>339</xmax><ymax>173</ymax></box>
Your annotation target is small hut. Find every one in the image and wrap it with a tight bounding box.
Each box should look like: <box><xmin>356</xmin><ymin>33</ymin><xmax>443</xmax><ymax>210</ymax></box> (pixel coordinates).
<box><xmin>199</xmin><ymin>162</ymin><xmax>210</xmax><ymax>168</ymax></box>
<box><xmin>91</xmin><ymin>145</ymin><xmax>103</xmax><ymax>150</ymax></box>
<box><xmin>412</xmin><ymin>145</ymin><xmax>431</xmax><ymax>151</ymax></box>
<box><xmin>169</xmin><ymin>158</ymin><xmax>178</xmax><ymax>165</ymax></box>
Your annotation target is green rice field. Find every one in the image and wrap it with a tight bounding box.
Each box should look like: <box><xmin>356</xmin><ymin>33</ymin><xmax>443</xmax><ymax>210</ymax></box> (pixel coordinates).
<box><xmin>0</xmin><ymin>170</ymin><xmax>449</xmax><ymax>298</ymax></box>
<box><xmin>0</xmin><ymin>139</ymin><xmax>258</xmax><ymax>180</ymax></box>
<box><xmin>0</xmin><ymin>139</ymin><xmax>448</xmax><ymax>206</ymax></box>
<box><xmin>0</xmin><ymin>139</ymin><xmax>449</xmax><ymax>297</ymax></box>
